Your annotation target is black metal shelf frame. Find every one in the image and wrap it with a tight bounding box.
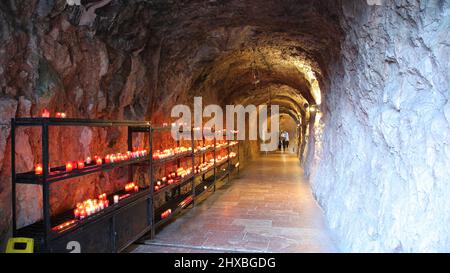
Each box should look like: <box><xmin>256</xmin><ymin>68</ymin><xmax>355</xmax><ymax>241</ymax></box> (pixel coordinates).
<box><xmin>11</xmin><ymin>118</ymin><xmax>154</xmax><ymax>252</ymax></box>
<box><xmin>11</xmin><ymin>117</ymin><xmax>240</xmax><ymax>252</ymax></box>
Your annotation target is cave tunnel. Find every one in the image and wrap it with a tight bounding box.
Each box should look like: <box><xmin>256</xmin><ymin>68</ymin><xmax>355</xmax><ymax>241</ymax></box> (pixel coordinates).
<box><xmin>0</xmin><ymin>0</ymin><xmax>449</xmax><ymax>253</ymax></box>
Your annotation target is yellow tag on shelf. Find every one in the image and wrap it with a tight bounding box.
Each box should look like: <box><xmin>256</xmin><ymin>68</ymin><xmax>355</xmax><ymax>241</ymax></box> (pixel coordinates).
<box><xmin>5</xmin><ymin>237</ymin><xmax>34</xmax><ymax>253</ymax></box>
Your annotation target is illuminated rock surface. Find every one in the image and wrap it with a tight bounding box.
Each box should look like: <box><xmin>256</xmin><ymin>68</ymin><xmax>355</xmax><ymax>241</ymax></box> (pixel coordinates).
<box><xmin>0</xmin><ymin>0</ymin><xmax>448</xmax><ymax>252</ymax></box>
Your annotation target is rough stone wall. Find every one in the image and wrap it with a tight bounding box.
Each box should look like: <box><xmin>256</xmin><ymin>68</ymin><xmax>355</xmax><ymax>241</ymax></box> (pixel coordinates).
<box><xmin>307</xmin><ymin>0</ymin><xmax>450</xmax><ymax>252</ymax></box>
<box><xmin>0</xmin><ymin>1</ymin><xmax>261</xmax><ymax>248</ymax></box>
<box><xmin>0</xmin><ymin>0</ymin><xmax>157</xmax><ymax>248</ymax></box>
<box><xmin>1</xmin><ymin>0</ymin><xmax>447</xmax><ymax>253</ymax></box>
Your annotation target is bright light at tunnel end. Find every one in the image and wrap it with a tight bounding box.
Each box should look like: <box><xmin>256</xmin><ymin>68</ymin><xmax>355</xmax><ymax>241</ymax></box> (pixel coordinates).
<box><xmin>170</xmin><ymin>97</ymin><xmax>280</xmax><ymax>152</ymax></box>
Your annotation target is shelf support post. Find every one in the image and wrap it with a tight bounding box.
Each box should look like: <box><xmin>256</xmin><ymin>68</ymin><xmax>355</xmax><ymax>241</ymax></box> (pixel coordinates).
<box><xmin>149</xmin><ymin>126</ymin><xmax>155</xmax><ymax>239</ymax></box>
<box><xmin>213</xmin><ymin>132</ymin><xmax>216</xmax><ymax>192</ymax></box>
<box><xmin>191</xmin><ymin>126</ymin><xmax>195</xmax><ymax>207</ymax></box>
<box><xmin>11</xmin><ymin>119</ymin><xmax>17</xmax><ymax>235</ymax></box>
<box><xmin>42</xmin><ymin>122</ymin><xmax>50</xmax><ymax>251</ymax></box>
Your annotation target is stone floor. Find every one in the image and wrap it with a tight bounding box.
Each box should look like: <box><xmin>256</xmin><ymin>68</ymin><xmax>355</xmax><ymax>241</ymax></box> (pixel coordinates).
<box><xmin>128</xmin><ymin>152</ymin><xmax>339</xmax><ymax>253</ymax></box>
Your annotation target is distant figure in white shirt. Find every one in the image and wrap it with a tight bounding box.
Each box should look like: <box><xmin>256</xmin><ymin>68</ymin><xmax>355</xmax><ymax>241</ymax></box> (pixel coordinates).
<box><xmin>279</xmin><ymin>133</ymin><xmax>284</xmax><ymax>151</ymax></box>
<box><xmin>283</xmin><ymin>131</ymin><xmax>289</xmax><ymax>150</ymax></box>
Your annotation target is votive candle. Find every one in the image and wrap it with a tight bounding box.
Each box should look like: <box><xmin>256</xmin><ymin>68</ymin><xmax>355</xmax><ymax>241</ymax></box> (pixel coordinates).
<box><xmin>41</xmin><ymin>108</ymin><xmax>50</xmax><ymax>118</ymax></box>
<box><xmin>35</xmin><ymin>164</ymin><xmax>43</xmax><ymax>175</ymax></box>
<box><xmin>77</xmin><ymin>161</ymin><xmax>85</xmax><ymax>169</ymax></box>
<box><xmin>66</xmin><ymin>162</ymin><xmax>73</xmax><ymax>172</ymax></box>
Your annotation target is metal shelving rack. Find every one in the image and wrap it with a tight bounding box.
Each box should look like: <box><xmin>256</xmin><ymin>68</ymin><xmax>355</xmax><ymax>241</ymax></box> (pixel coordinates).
<box><xmin>151</xmin><ymin>127</ymin><xmax>240</xmax><ymax>230</ymax></box>
<box><xmin>149</xmin><ymin>126</ymin><xmax>195</xmax><ymax>233</ymax></box>
<box><xmin>11</xmin><ymin>118</ymin><xmax>240</xmax><ymax>252</ymax></box>
<box><xmin>11</xmin><ymin>118</ymin><xmax>153</xmax><ymax>253</ymax></box>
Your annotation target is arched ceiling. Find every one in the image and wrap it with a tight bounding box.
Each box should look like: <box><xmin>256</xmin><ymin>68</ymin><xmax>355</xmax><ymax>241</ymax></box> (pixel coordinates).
<box><xmin>190</xmin><ymin>47</ymin><xmax>320</xmax><ymax>105</ymax></box>
<box><xmin>91</xmin><ymin>0</ymin><xmax>342</xmax><ymax>117</ymax></box>
<box><xmin>278</xmin><ymin>107</ymin><xmax>301</xmax><ymax>123</ymax></box>
<box><xmin>226</xmin><ymin>84</ymin><xmax>308</xmax><ymax>116</ymax></box>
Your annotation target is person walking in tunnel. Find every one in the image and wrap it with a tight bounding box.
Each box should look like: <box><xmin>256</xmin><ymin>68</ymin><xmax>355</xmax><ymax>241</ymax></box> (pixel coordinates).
<box><xmin>283</xmin><ymin>131</ymin><xmax>290</xmax><ymax>150</ymax></box>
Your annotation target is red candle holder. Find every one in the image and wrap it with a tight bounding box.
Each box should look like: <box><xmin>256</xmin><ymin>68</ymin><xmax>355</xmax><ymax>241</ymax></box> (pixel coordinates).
<box><xmin>119</xmin><ymin>194</ymin><xmax>130</xmax><ymax>201</ymax></box>
<box><xmin>74</xmin><ymin>208</ymin><xmax>80</xmax><ymax>218</ymax></box>
<box><xmin>35</xmin><ymin>164</ymin><xmax>43</xmax><ymax>175</ymax></box>
<box><xmin>77</xmin><ymin>161</ymin><xmax>85</xmax><ymax>169</ymax></box>
<box><xmin>96</xmin><ymin>158</ymin><xmax>102</xmax><ymax>165</ymax></box>
<box><xmin>98</xmin><ymin>193</ymin><xmax>107</xmax><ymax>200</ymax></box>
<box><xmin>161</xmin><ymin>209</ymin><xmax>172</xmax><ymax>219</ymax></box>
<box><xmin>65</xmin><ymin>162</ymin><xmax>73</xmax><ymax>172</ymax></box>
<box><xmin>79</xmin><ymin>210</ymin><xmax>86</xmax><ymax>219</ymax></box>
<box><xmin>41</xmin><ymin>108</ymin><xmax>50</xmax><ymax>118</ymax></box>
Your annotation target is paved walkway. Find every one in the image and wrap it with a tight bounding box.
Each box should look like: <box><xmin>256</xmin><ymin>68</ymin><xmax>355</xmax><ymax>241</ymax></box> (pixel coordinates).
<box><xmin>129</xmin><ymin>153</ymin><xmax>338</xmax><ymax>253</ymax></box>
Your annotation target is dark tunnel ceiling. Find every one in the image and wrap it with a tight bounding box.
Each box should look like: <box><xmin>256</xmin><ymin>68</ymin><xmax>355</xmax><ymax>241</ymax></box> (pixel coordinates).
<box><xmin>92</xmin><ymin>0</ymin><xmax>342</xmax><ymax>119</ymax></box>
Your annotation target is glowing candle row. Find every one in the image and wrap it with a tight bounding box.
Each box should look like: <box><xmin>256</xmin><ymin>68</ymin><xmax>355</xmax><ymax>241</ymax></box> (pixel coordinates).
<box><xmin>51</xmin><ymin>220</ymin><xmax>77</xmax><ymax>232</ymax></box>
<box><xmin>41</xmin><ymin>108</ymin><xmax>66</xmax><ymax>118</ymax></box>
<box><xmin>216</xmin><ymin>141</ymin><xmax>227</xmax><ymax>148</ymax></box>
<box><xmin>176</xmin><ymin>167</ymin><xmax>192</xmax><ymax>178</ymax></box>
<box><xmin>105</xmin><ymin>152</ymin><xmax>129</xmax><ymax>163</ymax></box>
<box><xmin>194</xmin><ymin>144</ymin><xmax>213</xmax><ymax>153</ymax></box>
<box><xmin>125</xmin><ymin>182</ymin><xmax>139</xmax><ymax>192</ymax></box>
<box><xmin>131</xmin><ymin>150</ymin><xmax>148</xmax><ymax>159</ymax></box>
<box><xmin>154</xmin><ymin>167</ymin><xmax>193</xmax><ymax>191</ymax></box>
<box><xmin>34</xmin><ymin>150</ymin><xmax>148</xmax><ymax>175</ymax></box>
<box><xmin>195</xmin><ymin>162</ymin><xmax>214</xmax><ymax>173</ymax></box>
<box><xmin>55</xmin><ymin>112</ymin><xmax>66</xmax><ymax>118</ymax></box>
<box><xmin>152</xmin><ymin>146</ymin><xmax>191</xmax><ymax>160</ymax></box>
<box><xmin>74</xmin><ymin>193</ymin><xmax>109</xmax><ymax>219</ymax></box>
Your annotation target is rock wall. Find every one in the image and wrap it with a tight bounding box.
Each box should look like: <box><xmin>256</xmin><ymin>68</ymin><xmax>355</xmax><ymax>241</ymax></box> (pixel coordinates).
<box><xmin>307</xmin><ymin>0</ymin><xmax>450</xmax><ymax>252</ymax></box>
<box><xmin>1</xmin><ymin>0</ymin><xmax>447</xmax><ymax>253</ymax></box>
<box><xmin>0</xmin><ymin>0</ymin><xmax>262</xmax><ymax>248</ymax></box>
<box><xmin>0</xmin><ymin>0</ymin><xmax>159</xmax><ymax>248</ymax></box>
